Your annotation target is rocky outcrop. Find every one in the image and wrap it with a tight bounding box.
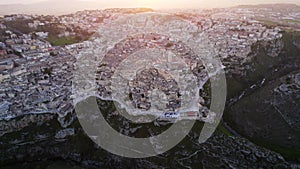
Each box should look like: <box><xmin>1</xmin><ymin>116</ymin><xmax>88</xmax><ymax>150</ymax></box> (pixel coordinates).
<box><xmin>0</xmin><ymin>109</ymin><xmax>296</xmax><ymax>169</ymax></box>
<box><xmin>224</xmin><ymin>31</ymin><xmax>300</xmax><ymax>161</ymax></box>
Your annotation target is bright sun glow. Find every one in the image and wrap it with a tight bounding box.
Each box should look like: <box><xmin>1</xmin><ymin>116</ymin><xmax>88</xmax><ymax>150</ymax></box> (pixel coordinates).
<box><xmin>111</xmin><ymin>0</ymin><xmax>300</xmax><ymax>9</ymax></box>
<box><xmin>0</xmin><ymin>0</ymin><xmax>300</xmax><ymax>9</ymax></box>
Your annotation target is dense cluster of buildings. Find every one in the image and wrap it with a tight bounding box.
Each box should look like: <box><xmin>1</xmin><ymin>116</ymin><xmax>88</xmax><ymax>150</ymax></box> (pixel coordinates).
<box><xmin>129</xmin><ymin>67</ymin><xmax>181</xmax><ymax>111</ymax></box>
<box><xmin>168</xmin><ymin>8</ymin><xmax>286</xmax><ymax>75</ymax></box>
<box><xmin>0</xmin><ymin>48</ymin><xmax>76</xmax><ymax>126</ymax></box>
<box><xmin>95</xmin><ymin>32</ymin><xmax>211</xmax><ymax>120</ymax></box>
<box><xmin>0</xmin><ymin>25</ymin><xmax>90</xmax><ymax>126</ymax></box>
<box><xmin>4</xmin><ymin>31</ymin><xmax>52</xmax><ymax>58</ymax></box>
<box><xmin>0</xmin><ymin>6</ymin><xmax>298</xmax><ymax>125</ymax></box>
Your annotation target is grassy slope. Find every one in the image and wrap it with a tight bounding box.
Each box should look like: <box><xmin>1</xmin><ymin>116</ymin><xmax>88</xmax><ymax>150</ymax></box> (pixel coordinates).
<box><xmin>46</xmin><ymin>36</ymin><xmax>78</xmax><ymax>46</ymax></box>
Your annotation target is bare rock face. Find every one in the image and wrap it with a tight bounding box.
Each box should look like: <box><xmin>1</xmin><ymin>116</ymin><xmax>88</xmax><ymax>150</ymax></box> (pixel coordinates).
<box><xmin>0</xmin><ymin>103</ymin><xmax>296</xmax><ymax>169</ymax></box>
<box><xmin>273</xmin><ymin>72</ymin><xmax>300</xmax><ymax>129</ymax></box>
<box><xmin>266</xmin><ymin>38</ymin><xmax>284</xmax><ymax>57</ymax></box>
<box><xmin>227</xmin><ymin>71</ymin><xmax>300</xmax><ymax>153</ymax></box>
<box><xmin>224</xmin><ymin>31</ymin><xmax>300</xmax><ymax>161</ymax></box>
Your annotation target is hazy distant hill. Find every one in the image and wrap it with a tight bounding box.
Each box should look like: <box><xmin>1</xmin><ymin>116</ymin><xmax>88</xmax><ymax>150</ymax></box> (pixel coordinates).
<box><xmin>0</xmin><ymin>0</ymin><xmax>137</xmax><ymax>16</ymax></box>
<box><xmin>0</xmin><ymin>1</ymin><xmax>299</xmax><ymax>16</ymax></box>
<box><xmin>234</xmin><ymin>3</ymin><xmax>300</xmax><ymax>10</ymax></box>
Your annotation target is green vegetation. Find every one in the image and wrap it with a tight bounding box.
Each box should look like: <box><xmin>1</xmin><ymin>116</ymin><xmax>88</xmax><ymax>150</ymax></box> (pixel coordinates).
<box><xmin>282</xmin><ymin>19</ymin><xmax>300</xmax><ymax>24</ymax></box>
<box><xmin>256</xmin><ymin>17</ymin><xmax>300</xmax><ymax>29</ymax></box>
<box><xmin>256</xmin><ymin>19</ymin><xmax>279</xmax><ymax>27</ymax></box>
<box><xmin>226</xmin><ymin>77</ymin><xmax>246</xmax><ymax>99</ymax></box>
<box><xmin>4</xmin><ymin>19</ymin><xmax>34</xmax><ymax>34</ymax></box>
<box><xmin>46</xmin><ymin>36</ymin><xmax>78</xmax><ymax>46</ymax></box>
<box><xmin>216</xmin><ymin>122</ymin><xmax>234</xmax><ymax>136</ymax></box>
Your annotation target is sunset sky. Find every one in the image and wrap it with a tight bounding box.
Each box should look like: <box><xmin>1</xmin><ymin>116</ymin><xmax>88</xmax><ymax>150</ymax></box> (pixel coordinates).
<box><xmin>0</xmin><ymin>0</ymin><xmax>299</xmax><ymax>8</ymax></box>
